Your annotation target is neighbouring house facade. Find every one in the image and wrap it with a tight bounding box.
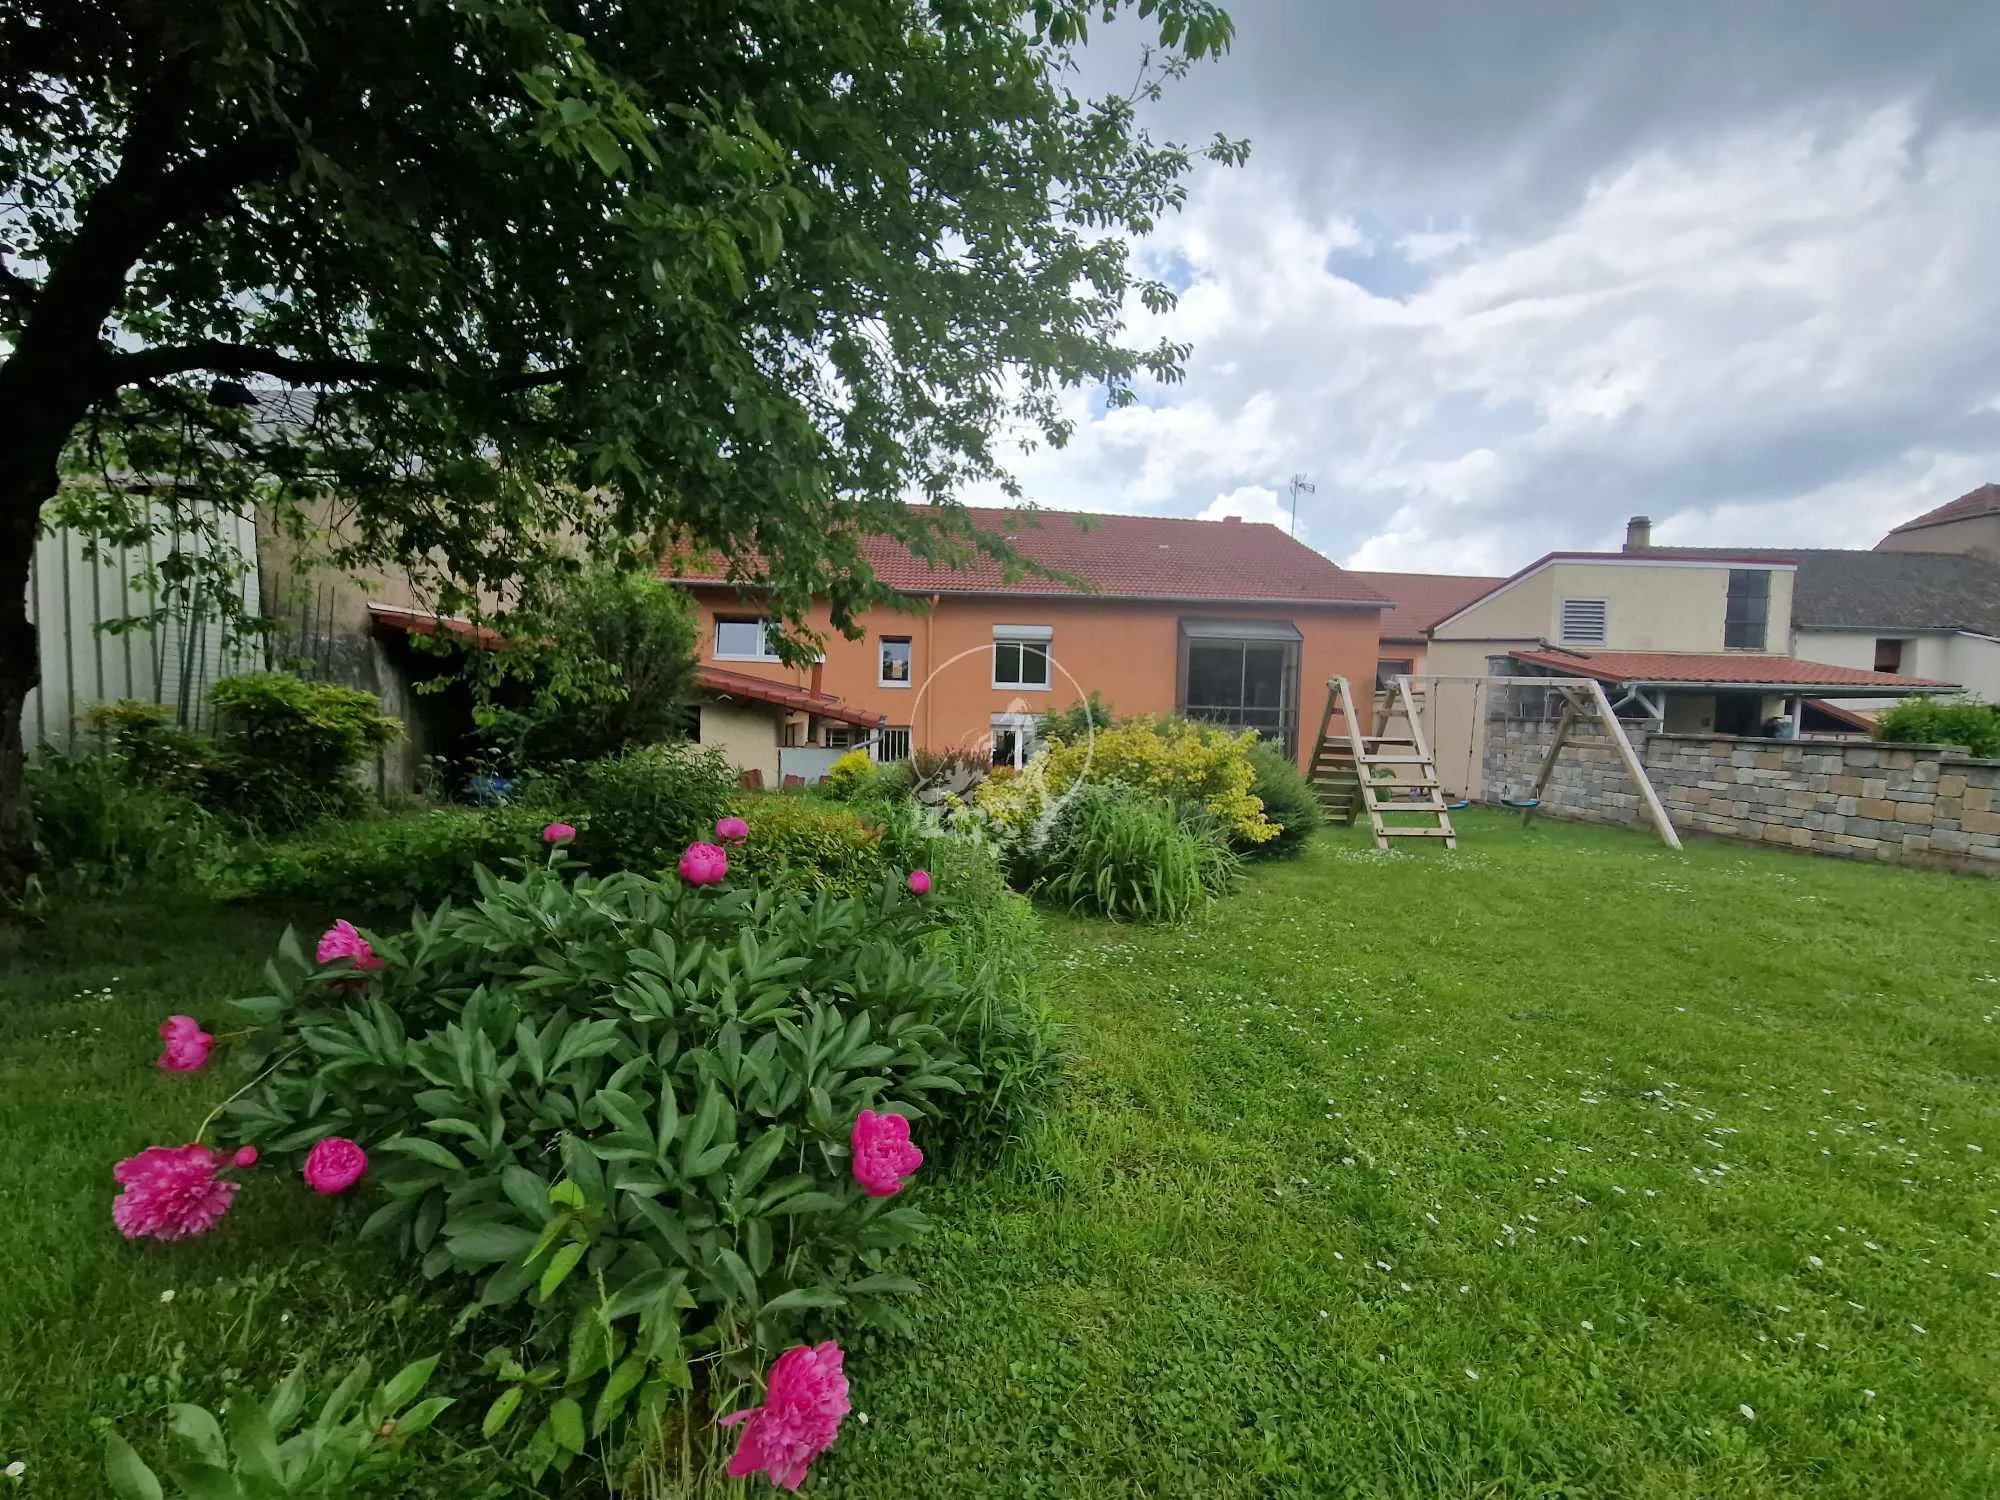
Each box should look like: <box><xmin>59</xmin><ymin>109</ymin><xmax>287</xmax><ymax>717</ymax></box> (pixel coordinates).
<box><xmin>1875</xmin><ymin>482</ymin><xmax>2000</xmax><ymax>563</ymax></box>
<box><xmin>1343</xmin><ymin>571</ymin><xmax>1503</xmax><ymax>690</ymax></box>
<box><xmin>1421</xmin><ymin>523</ymin><xmax>1951</xmax><ymax>799</ymax></box>
<box><xmin>1689</xmin><ymin>547</ymin><xmax>2000</xmax><ymax>717</ymax></box>
<box><xmin>27</xmin><ymin>497</ymin><xmax>262</xmax><ymax>752</ymax></box>
<box><xmin>671</xmin><ymin>509</ymin><xmax>1387</xmax><ymax>778</ymax></box>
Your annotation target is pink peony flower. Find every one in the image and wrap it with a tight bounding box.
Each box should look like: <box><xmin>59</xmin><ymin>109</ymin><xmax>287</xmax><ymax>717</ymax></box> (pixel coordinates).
<box><xmin>906</xmin><ymin>869</ymin><xmax>932</xmax><ymax>896</ymax></box>
<box><xmin>850</xmin><ymin>1109</ymin><xmax>923</xmax><ymax>1198</ymax></box>
<box><xmin>721</xmin><ymin>1342</ymin><xmax>850</xmax><ymax>1491</ymax></box>
<box><xmin>232</xmin><ymin>1146</ymin><xmax>259</xmax><ymax>1169</ymax></box>
<box><xmin>112</xmin><ymin>1144</ymin><xmax>239</xmax><ymax>1241</ymax></box>
<box><xmin>315</xmin><ymin>920</ymin><xmax>384</xmax><ymax>972</ymax></box>
<box><xmin>156</xmin><ymin>1015</ymin><xmax>214</xmax><ymax>1073</ymax></box>
<box><xmin>542</xmin><ymin>821</ymin><xmax>577</xmax><ymax>844</ymax></box>
<box><xmin>715</xmin><ymin>815</ymin><xmax>750</xmax><ymax>844</ymax></box>
<box><xmin>678</xmin><ymin>841</ymin><xmax>729</xmax><ymax>886</ymax></box>
<box><xmin>302</xmin><ymin>1136</ymin><xmax>369</xmax><ymax>1194</ymax></box>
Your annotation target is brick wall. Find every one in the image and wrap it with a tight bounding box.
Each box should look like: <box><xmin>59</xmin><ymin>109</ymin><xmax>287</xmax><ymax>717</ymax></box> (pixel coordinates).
<box><xmin>1483</xmin><ymin>720</ymin><xmax>2000</xmax><ymax>874</ymax></box>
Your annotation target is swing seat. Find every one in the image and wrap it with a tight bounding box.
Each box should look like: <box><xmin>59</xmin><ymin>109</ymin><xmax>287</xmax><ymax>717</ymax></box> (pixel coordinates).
<box><xmin>1444</xmin><ymin>798</ymin><xmax>1471</xmax><ymax>810</ymax></box>
<box><xmin>1500</xmin><ymin>796</ymin><xmax>1540</xmax><ymax>810</ymax></box>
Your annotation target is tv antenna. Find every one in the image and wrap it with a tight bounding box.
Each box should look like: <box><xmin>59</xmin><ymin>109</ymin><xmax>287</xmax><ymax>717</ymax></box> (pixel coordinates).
<box><xmin>1287</xmin><ymin>473</ymin><xmax>1316</xmax><ymax>537</ymax></box>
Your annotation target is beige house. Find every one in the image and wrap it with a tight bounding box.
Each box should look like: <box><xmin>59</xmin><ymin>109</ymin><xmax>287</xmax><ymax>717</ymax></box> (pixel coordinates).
<box><xmin>1422</xmin><ymin>521</ymin><xmax>1951</xmax><ymax>798</ymax></box>
<box><xmin>1344</xmin><ymin>571</ymin><xmax>1503</xmax><ymax>689</ymax></box>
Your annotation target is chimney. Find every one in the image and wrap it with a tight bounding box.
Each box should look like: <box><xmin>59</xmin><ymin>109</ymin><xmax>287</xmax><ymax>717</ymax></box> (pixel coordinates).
<box><xmin>1623</xmin><ymin>515</ymin><xmax>1652</xmax><ymax>552</ymax></box>
<box><xmin>809</xmin><ymin>661</ymin><xmax>824</xmax><ymax>696</ymax></box>
<box><xmin>1222</xmin><ymin>514</ymin><xmax>1242</xmax><ymax>524</ymax></box>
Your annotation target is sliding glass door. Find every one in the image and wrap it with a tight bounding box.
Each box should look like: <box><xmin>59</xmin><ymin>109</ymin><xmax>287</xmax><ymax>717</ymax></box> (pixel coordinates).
<box><xmin>1178</xmin><ymin>619</ymin><xmax>1301</xmax><ymax>757</ymax></box>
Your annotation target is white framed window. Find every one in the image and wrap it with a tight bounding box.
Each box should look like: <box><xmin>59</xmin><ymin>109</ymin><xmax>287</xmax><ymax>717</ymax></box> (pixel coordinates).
<box><xmin>879</xmin><ymin>636</ymin><xmax>913</xmax><ymax>687</ymax></box>
<box><xmin>873</xmin><ymin>726</ymin><xmax>912</xmax><ymax>763</ymax></box>
<box><xmin>992</xmin><ymin>624</ymin><xmax>1052</xmax><ymax>690</ymax></box>
<box><xmin>713</xmin><ymin>616</ymin><xmax>782</xmax><ymax>661</ymax></box>
<box><xmin>1558</xmin><ymin>598</ymin><xmax>1608</xmax><ymax>646</ymax></box>
<box><xmin>990</xmin><ymin>713</ymin><xmax>1040</xmax><ymax>769</ymax></box>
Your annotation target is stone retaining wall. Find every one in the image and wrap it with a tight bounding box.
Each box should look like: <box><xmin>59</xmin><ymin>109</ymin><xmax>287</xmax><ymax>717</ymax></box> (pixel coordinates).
<box><xmin>1483</xmin><ymin>720</ymin><xmax>2000</xmax><ymax>874</ymax></box>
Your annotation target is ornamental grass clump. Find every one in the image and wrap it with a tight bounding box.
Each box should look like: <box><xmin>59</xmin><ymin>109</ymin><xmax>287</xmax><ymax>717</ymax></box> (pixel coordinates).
<box><xmin>1030</xmin><ymin>784</ymin><xmax>1238</xmax><ymax>923</ymax></box>
<box><xmin>213</xmin><ymin>835</ymin><xmax>1047</xmax><ymax>1482</ymax></box>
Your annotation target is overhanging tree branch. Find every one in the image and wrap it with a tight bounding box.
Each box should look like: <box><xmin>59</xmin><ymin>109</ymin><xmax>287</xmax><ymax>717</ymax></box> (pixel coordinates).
<box><xmin>108</xmin><ymin>341</ymin><xmax>582</xmax><ymax>395</ymax></box>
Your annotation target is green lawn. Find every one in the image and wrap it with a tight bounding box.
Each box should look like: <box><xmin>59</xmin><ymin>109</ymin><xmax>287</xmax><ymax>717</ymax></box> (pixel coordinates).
<box><xmin>814</xmin><ymin>812</ymin><xmax>2000</xmax><ymax>1498</ymax></box>
<box><xmin>4</xmin><ymin>812</ymin><xmax>1998</xmax><ymax>1496</ymax></box>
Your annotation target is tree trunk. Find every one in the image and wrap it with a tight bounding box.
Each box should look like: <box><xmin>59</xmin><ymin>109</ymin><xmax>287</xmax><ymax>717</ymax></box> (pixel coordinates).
<box><xmin>0</xmin><ymin>460</ymin><xmax>55</xmax><ymax>903</ymax></box>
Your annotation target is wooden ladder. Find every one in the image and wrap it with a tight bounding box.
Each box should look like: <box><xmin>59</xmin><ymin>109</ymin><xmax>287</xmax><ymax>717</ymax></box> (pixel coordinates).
<box><xmin>1308</xmin><ymin>675</ymin><xmax>1457</xmax><ymax>851</ymax></box>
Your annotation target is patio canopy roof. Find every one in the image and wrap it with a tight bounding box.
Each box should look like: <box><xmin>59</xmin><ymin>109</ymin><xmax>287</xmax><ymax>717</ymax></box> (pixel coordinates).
<box><xmin>697</xmin><ymin>665</ymin><xmax>883</xmax><ymax>728</ymax></box>
<box><xmin>1510</xmin><ymin>648</ymin><xmax>1956</xmax><ymax>697</ymax></box>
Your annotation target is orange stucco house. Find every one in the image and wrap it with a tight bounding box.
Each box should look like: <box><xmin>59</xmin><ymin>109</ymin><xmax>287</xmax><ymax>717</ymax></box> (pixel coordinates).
<box><xmin>668</xmin><ymin>508</ymin><xmax>1387</xmax><ymax>784</ymax></box>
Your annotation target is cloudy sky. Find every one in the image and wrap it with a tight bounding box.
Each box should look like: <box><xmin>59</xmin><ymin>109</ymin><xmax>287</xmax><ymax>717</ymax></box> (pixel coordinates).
<box><xmin>968</xmin><ymin>1</ymin><xmax>2000</xmax><ymax>574</ymax></box>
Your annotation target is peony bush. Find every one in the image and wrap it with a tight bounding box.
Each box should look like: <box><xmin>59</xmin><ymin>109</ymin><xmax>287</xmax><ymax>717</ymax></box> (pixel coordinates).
<box><xmin>192</xmin><ymin>836</ymin><xmax>1047</xmax><ymax>1484</ymax></box>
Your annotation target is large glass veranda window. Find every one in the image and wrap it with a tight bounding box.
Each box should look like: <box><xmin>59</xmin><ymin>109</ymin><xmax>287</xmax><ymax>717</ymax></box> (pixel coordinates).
<box><xmin>1178</xmin><ymin>618</ymin><xmax>1301</xmax><ymax>757</ymax></box>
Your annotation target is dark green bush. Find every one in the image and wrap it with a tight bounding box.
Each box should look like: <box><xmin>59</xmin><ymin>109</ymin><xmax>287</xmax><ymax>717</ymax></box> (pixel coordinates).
<box><xmin>78</xmin><ymin>699</ymin><xmax>214</xmax><ymax>795</ymax></box>
<box><xmin>550</xmin><ymin>741</ymin><xmax>738</xmax><ymax>872</ymax></box>
<box><xmin>1029</xmin><ymin>785</ymin><xmax>1238</xmax><ymax>922</ymax></box>
<box><xmin>227</xmin><ymin>806</ymin><xmax>556</xmax><ymax>910</ymax></box>
<box><xmin>26</xmin><ymin>750</ymin><xmax>227</xmax><ymax>894</ymax></box>
<box><xmin>223</xmin><ymin>858</ymin><xmax>1053</xmax><ymax>1481</ymax></box>
<box><xmin>475</xmin><ymin>567</ymin><xmax>702</xmax><ymax>770</ymax></box>
<box><xmin>1874</xmin><ymin>697</ymin><xmax>2000</xmax><ymax>758</ymax></box>
<box><xmin>1243</xmin><ymin>740</ymin><xmax>1324</xmax><ymax>858</ymax></box>
<box><xmin>1039</xmin><ymin>690</ymin><xmax>1114</xmax><ymax>745</ymax></box>
<box><xmin>208</xmin><ymin>672</ymin><xmax>400</xmax><ymax>830</ymax></box>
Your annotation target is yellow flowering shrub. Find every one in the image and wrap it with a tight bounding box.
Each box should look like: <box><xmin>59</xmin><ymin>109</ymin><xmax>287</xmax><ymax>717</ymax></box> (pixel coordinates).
<box><xmin>821</xmin><ymin>748</ymin><xmax>878</xmax><ymax>801</ymax></box>
<box><xmin>975</xmin><ymin>716</ymin><xmax>1277</xmax><ymax>845</ymax></box>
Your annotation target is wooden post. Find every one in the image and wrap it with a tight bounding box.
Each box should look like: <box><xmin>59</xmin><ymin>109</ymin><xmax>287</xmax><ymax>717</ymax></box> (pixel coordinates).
<box><xmin>1520</xmin><ymin>699</ymin><xmax>1578</xmax><ymax>828</ymax></box>
<box><xmin>1585</xmin><ymin>678</ymin><xmax>1682</xmax><ymax>850</ymax></box>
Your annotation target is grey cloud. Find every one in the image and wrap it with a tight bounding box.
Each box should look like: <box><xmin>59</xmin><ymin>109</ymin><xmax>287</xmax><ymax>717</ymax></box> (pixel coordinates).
<box><xmin>1102</xmin><ymin>1</ymin><xmax>2000</xmax><ymax>228</ymax></box>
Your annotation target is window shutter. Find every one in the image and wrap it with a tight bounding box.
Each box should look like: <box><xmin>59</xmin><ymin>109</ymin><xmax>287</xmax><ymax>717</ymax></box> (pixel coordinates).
<box><xmin>1559</xmin><ymin>598</ymin><xmax>1608</xmax><ymax>645</ymax></box>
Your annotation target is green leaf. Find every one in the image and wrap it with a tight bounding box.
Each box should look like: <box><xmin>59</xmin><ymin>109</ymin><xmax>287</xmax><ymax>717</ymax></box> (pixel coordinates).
<box><xmin>104</xmin><ymin>1434</ymin><xmax>164</xmax><ymax>1500</ymax></box>
<box><xmin>502</xmin><ymin>1165</ymin><xmax>554</xmax><ymax>1222</ymax></box>
<box><xmin>394</xmin><ymin>1395</ymin><xmax>454</xmax><ymax>1439</ymax></box>
<box><xmin>756</xmin><ymin>1285</ymin><xmax>847</xmax><ymax>1318</ymax></box>
<box><xmin>627</xmin><ymin>1195</ymin><xmax>696</xmax><ymax>1265</ymax></box>
<box><xmin>538</xmin><ymin>1240</ymin><xmax>587</xmax><ymax>1302</ymax></box>
<box><xmin>226</xmin><ymin>1394</ymin><xmax>283</xmax><ymax>1484</ymax></box>
<box><xmin>549</xmin><ymin>1396</ymin><xmax>586</xmax><ymax>1453</ymax></box>
<box><xmin>712</xmin><ymin>1247</ymin><xmax>759</xmax><ymax>1306</ymax></box>
<box><xmin>679</xmin><ymin>1083</ymin><xmax>725</xmax><ymax>1178</ymax></box>
<box><xmin>731</xmin><ymin>1125</ymin><xmax>789</xmax><ymax>1198</ymax></box>
<box><xmin>773</xmin><ymin>1191</ymin><xmax>845</xmax><ymax>1216</ymax></box>
<box><xmin>166</xmin><ymin>1403</ymin><xmax>227</xmax><ymax>1467</ymax></box>
<box><xmin>744</xmin><ymin>1214</ymin><xmax>773</xmax><ymax>1278</ymax></box>
<box><xmin>448</xmin><ymin>1223</ymin><xmax>543</xmax><ymax>1264</ymax></box>
<box><xmin>846</xmin><ymin>1271</ymin><xmax>922</xmax><ymax>1296</ymax></box>
<box><xmin>379</xmin><ymin>1354</ymin><xmax>440</xmax><ymax>1413</ymax></box>
<box><xmin>592</xmin><ymin>1354</ymin><xmax>649</xmax><ymax>1436</ymax></box>
<box><xmin>381</xmin><ymin>1136</ymin><xmax>465</xmax><ymax>1173</ymax></box>
<box><xmin>316</xmin><ymin>1359</ymin><xmax>372</xmax><ymax>1432</ymax></box>
<box><xmin>482</xmin><ymin>1385</ymin><xmax>524</xmax><ymax>1439</ymax></box>
<box><xmin>161</xmin><ymin>1463</ymin><xmax>239</xmax><ymax>1500</ymax></box>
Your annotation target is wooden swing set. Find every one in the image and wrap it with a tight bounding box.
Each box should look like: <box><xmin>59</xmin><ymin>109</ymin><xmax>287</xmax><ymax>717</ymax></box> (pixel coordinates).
<box><xmin>1307</xmin><ymin>673</ymin><xmax>1680</xmax><ymax>852</ymax></box>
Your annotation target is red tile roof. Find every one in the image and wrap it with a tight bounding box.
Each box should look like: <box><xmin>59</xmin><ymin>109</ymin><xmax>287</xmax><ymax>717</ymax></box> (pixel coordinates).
<box><xmin>367</xmin><ymin>601</ymin><xmax>508</xmax><ymax>649</ymax></box>
<box><xmin>1344</xmin><ymin>571</ymin><xmax>1507</xmax><ymax>640</ymax></box>
<box><xmin>1884</xmin><ymin>482</ymin><xmax>2000</xmax><ymax>536</ymax></box>
<box><xmin>1511</xmin><ymin>647</ymin><xmax>1953</xmax><ymax>692</ymax></box>
<box><xmin>668</xmin><ymin>508</ymin><xmax>1387</xmax><ymax>607</ymax></box>
<box><xmin>697</xmin><ymin>665</ymin><xmax>882</xmax><ymax>728</ymax></box>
